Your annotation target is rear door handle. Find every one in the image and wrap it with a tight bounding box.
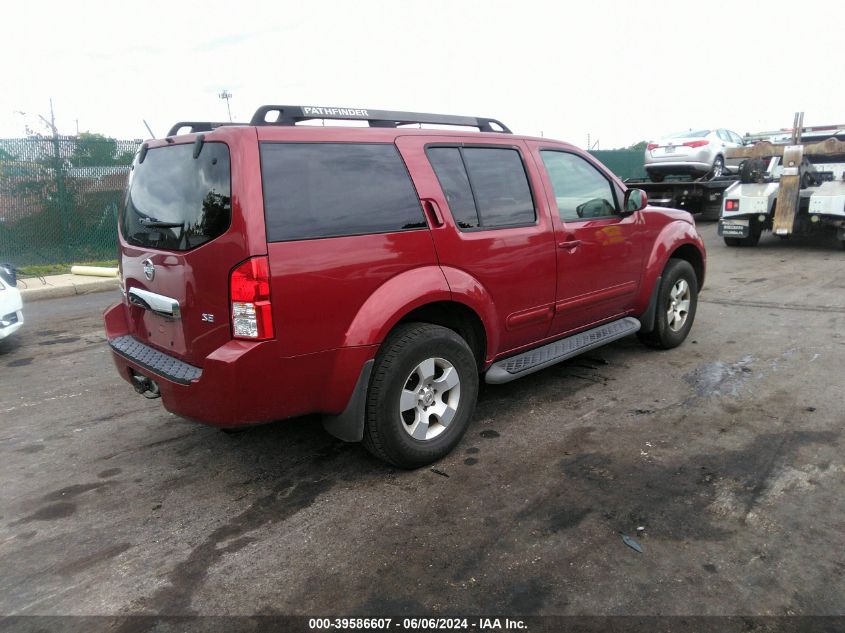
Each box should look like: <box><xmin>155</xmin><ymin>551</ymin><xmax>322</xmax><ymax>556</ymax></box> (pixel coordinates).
<box><xmin>558</xmin><ymin>240</ymin><xmax>581</xmax><ymax>249</ymax></box>
<box><xmin>421</xmin><ymin>198</ymin><xmax>444</xmax><ymax>227</ymax></box>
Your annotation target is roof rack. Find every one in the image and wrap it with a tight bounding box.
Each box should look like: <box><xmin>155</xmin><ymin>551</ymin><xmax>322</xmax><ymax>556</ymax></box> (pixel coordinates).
<box><xmin>165</xmin><ymin>121</ymin><xmax>244</xmax><ymax>137</ymax></box>
<box><xmin>249</xmin><ymin>105</ymin><xmax>512</xmax><ymax>133</ymax></box>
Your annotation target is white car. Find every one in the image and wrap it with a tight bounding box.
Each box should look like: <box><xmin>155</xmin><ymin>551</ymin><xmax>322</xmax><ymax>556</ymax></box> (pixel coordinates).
<box><xmin>644</xmin><ymin>128</ymin><xmax>745</xmax><ymax>182</ymax></box>
<box><xmin>0</xmin><ymin>273</ymin><xmax>23</xmax><ymax>341</ymax></box>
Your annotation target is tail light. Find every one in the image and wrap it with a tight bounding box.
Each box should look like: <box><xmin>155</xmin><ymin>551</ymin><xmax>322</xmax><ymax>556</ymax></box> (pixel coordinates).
<box><xmin>683</xmin><ymin>140</ymin><xmax>709</xmax><ymax>148</ymax></box>
<box><xmin>647</xmin><ymin>143</ymin><xmax>658</xmax><ymax>150</ymax></box>
<box><xmin>230</xmin><ymin>256</ymin><xmax>274</xmax><ymax>340</ymax></box>
<box><xmin>725</xmin><ymin>199</ymin><xmax>739</xmax><ymax>211</ymax></box>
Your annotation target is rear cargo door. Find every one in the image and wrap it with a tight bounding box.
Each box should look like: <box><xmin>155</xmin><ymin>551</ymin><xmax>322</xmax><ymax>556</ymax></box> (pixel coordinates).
<box><xmin>120</xmin><ymin>140</ymin><xmax>249</xmax><ymax>366</ymax></box>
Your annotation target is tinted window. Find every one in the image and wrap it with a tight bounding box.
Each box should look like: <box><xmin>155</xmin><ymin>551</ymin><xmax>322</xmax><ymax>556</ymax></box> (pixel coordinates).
<box><xmin>121</xmin><ymin>143</ymin><xmax>231</xmax><ymax>251</ymax></box>
<box><xmin>426</xmin><ymin>148</ymin><xmax>479</xmax><ymax>229</ymax></box>
<box><xmin>427</xmin><ymin>146</ymin><xmax>535</xmax><ymax>229</ymax></box>
<box><xmin>261</xmin><ymin>143</ymin><xmax>426</xmax><ymax>241</ymax></box>
<box><xmin>463</xmin><ymin>148</ymin><xmax>535</xmax><ymax>227</ymax></box>
<box><xmin>540</xmin><ymin>151</ymin><xmax>618</xmax><ymax>221</ymax></box>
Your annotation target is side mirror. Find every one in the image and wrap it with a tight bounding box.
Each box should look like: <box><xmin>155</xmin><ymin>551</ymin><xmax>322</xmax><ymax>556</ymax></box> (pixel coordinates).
<box><xmin>624</xmin><ymin>188</ymin><xmax>648</xmax><ymax>213</ymax></box>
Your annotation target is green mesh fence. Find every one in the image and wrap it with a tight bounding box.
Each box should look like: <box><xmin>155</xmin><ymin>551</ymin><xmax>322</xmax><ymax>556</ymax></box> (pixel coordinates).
<box><xmin>0</xmin><ymin>136</ymin><xmax>141</xmax><ymax>266</ymax></box>
<box><xmin>589</xmin><ymin>149</ymin><xmax>646</xmax><ymax>181</ymax></box>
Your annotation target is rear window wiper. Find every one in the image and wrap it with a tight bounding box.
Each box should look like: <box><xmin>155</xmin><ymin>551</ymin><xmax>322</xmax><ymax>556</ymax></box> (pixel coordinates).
<box><xmin>138</xmin><ymin>217</ymin><xmax>184</xmax><ymax>229</ymax></box>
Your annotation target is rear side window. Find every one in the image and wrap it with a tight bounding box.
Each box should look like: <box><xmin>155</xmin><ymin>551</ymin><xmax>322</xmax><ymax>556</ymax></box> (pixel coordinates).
<box><xmin>261</xmin><ymin>143</ymin><xmax>426</xmax><ymax>242</ymax></box>
<box><xmin>121</xmin><ymin>143</ymin><xmax>231</xmax><ymax>251</ymax></box>
<box><xmin>426</xmin><ymin>148</ymin><xmax>479</xmax><ymax>229</ymax></box>
<box><xmin>427</xmin><ymin>146</ymin><xmax>536</xmax><ymax>230</ymax></box>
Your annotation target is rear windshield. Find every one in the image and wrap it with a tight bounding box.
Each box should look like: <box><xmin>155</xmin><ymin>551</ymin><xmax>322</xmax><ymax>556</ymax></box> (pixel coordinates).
<box><xmin>668</xmin><ymin>129</ymin><xmax>710</xmax><ymax>139</ymax></box>
<box><xmin>121</xmin><ymin>142</ymin><xmax>231</xmax><ymax>251</ymax></box>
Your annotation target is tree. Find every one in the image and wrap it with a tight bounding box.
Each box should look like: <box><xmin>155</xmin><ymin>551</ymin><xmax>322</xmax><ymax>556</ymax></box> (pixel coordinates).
<box><xmin>625</xmin><ymin>141</ymin><xmax>648</xmax><ymax>151</ymax></box>
<box><xmin>70</xmin><ymin>132</ymin><xmax>134</xmax><ymax>166</ymax></box>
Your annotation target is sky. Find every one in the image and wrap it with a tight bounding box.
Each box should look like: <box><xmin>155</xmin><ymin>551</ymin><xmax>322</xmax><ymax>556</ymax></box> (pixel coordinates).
<box><xmin>3</xmin><ymin>0</ymin><xmax>843</xmax><ymax>148</ymax></box>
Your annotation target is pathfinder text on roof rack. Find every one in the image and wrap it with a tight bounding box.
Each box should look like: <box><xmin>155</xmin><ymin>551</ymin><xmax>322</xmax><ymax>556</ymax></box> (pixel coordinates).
<box><xmin>302</xmin><ymin>106</ymin><xmax>370</xmax><ymax>117</ymax></box>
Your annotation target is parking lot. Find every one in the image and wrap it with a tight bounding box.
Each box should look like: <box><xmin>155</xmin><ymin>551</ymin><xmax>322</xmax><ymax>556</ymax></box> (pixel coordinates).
<box><xmin>1</xmin><ymin>222</ymin><xmax>843</xmax><ymax>618</ymax></box>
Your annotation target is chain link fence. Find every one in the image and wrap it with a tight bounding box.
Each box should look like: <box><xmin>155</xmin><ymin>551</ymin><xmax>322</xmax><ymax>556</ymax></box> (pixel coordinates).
<box><xmin>0</xmin><ymin>136</ymin><xmax>141</xmax><ymax>266</ymax></box>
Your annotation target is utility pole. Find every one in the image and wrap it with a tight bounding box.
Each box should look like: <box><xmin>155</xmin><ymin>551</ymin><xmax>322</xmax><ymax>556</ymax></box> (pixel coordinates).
<box><xmin>38</xmin><ymin>99</ymin><xmax>71</xmax><ymax>261</ymax></box>
<box><xmin>218</xmin><ymin>89</ymin><xmax>233</xmax><ymax>122</ymax></box>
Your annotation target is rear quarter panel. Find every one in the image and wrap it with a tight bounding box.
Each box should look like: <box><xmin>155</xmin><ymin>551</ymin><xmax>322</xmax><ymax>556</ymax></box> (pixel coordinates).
<box><xmin>267</xmin><ymin>232</ymin><xmax>444</xmax><ymax>357</ymax></box>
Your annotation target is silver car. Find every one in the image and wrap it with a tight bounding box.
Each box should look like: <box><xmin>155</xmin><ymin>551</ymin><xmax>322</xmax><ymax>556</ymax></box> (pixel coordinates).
<box><xmin>644</xmin><ymin>128</ymin><xmax>745</xmax><ymax>182</ymax></box>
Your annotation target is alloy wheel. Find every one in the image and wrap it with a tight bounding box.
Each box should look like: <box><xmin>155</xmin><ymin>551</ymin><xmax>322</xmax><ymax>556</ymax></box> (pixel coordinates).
<box><xmin>667</xmin><ymin>279</ymin><xmax>691</xmax><ymax>332</ymax></box>
<box><xmin>399</xmin><ymin>357</ymin><xmax>461</xmax><ymax>441</ymax></box>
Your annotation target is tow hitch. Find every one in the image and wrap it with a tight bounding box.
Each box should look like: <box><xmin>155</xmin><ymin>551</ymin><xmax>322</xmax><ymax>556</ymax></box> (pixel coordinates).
<box><xmin>130</xmin><ymin>370</ymin><xmax>161</xmax><ymax>399</ymax></box>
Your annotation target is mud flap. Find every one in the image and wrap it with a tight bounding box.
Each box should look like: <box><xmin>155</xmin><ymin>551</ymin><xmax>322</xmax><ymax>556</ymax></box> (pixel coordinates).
<box><xmin>718</xmin><ymin>219</ymin><xmax>751</xmax><ymax>238</ymax></box>
<box><xmin>637</xmin><ymin>276</ymin><xmax>662</xmax><ymax>334</ymax></box>
<box><xmin>322</xmin><ymin>360</ymin><xmax>373</xmax><ymax>442</ymax></box>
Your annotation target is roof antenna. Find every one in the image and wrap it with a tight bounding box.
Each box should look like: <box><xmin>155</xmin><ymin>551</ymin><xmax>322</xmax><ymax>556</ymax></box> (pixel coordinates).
<box><xmin>143</xmin><ymin>119</ymin><xmax>156</xmax><ymax>139</ymax></box>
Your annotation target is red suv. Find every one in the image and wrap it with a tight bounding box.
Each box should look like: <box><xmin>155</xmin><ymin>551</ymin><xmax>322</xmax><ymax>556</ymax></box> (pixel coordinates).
<box><xmin>104</xmin><ymin>105</ymin><xmax>705</xmax><ymax>468</ymax></box>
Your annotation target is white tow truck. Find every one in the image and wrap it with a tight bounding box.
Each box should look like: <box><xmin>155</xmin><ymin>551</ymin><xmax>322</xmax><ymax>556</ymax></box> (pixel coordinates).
<box><xmin>718</xmin><ymin>113</ymin><xmax>845</xmax><ymax>249</ymax></box>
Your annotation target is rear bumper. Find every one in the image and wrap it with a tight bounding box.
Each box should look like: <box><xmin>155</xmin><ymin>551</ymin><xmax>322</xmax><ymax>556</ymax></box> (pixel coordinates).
<box><xmin>645</xmin><ymin>161</ymin><xmax>711</xmax><ymax>175</ymax></box>
<box><xmin>0</xmin><ymin>310</ymin><xmax>23</xmax><ymax>340</ymax></box>
<box><xmin>0</xmin><ymin>289</ymin><xmax>23</xmax><ymax>340</ymax></box>
<box><xmin>103</xmin><ymin>302</ymin><xmax>376</xmax><ymax>427</ymax></box>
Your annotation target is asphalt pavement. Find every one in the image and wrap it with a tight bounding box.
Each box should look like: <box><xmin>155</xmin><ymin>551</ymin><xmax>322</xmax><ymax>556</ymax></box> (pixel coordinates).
<box><xmin>1</xmin><ymin>222</ymin><xmax>843</xmax><ymax>620</ymax></box>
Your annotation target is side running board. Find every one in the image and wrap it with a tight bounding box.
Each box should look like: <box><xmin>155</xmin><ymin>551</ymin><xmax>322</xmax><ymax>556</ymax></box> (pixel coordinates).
<box><xmin>485</xmin><ymin>317</ymin><xmax>640</xmax><ymax>384</ymax></box>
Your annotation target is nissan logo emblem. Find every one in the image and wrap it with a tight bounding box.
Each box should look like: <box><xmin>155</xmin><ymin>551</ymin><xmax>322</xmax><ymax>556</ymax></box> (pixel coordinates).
<box><xmin>142</xmin><ymin>258</ymin><xmax>155</xmax><ymax>281</ymax></box>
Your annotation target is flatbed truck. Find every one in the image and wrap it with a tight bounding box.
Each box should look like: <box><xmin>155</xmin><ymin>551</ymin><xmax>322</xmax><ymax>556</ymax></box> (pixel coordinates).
<box><xmin>623</xmin><ymin>174</ymin><xmax>736</xmax><ymax>221</ymax></box>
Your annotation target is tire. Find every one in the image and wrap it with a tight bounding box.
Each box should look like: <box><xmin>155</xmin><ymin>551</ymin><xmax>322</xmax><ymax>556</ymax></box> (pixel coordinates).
<box><xmin>740</xmin><ymin>158</ymin><xmax>767</xmax><ymax>184</ymax></box>
<box><xmin>647</xmin><ymin>171</ymin><xmax>665</xmax><ymax>183</ymax></box>
<box><xmin>701</xmin><ymin>202</ymin><xmax>721</xmax><ymax>222</ymax></box>
<box><xmin>220</xmin><ymin>427</ymin><xmax>250</xmax><ymax>435</ymax></box>
<box><xmin>362</xmin><ymin>322</ymin><xmax>479</xmax><ymax>468</ymax></box>
<box><xmin>708</xmin><ymin>155</ymin><xmax>725</xmax><ymax>180</ymax></box>
<box><xmin>743</xmin><ymin>226</ymin><xmax>762</xmax><ymax>246</ymax></box>
<box><xmin>638</xmin><ymin>259</ymin><xmax>699</xmax><ymax>350</ymax></box>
